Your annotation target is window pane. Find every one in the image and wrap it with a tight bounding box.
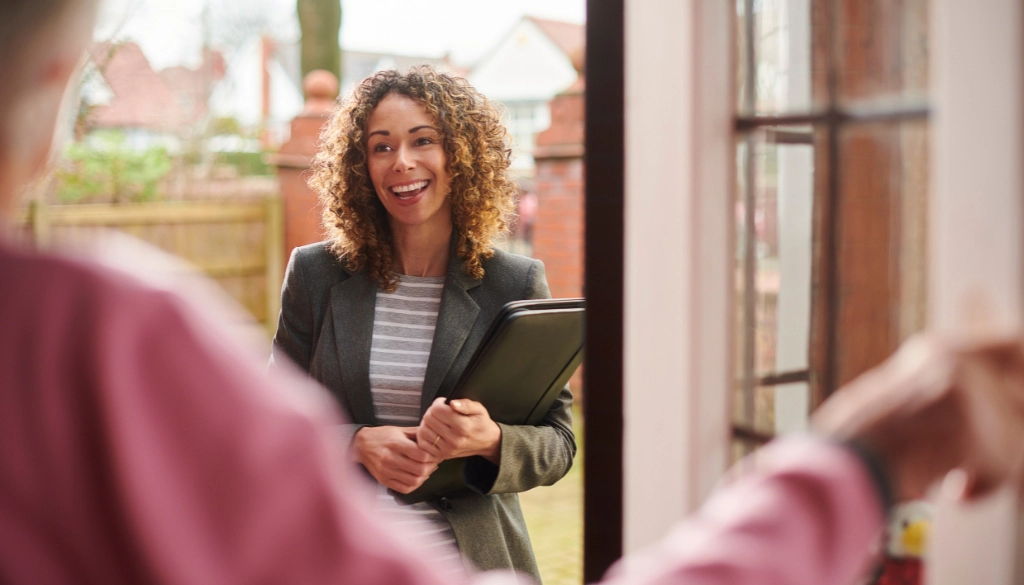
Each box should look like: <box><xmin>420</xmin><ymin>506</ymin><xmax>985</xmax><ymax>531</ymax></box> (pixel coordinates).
<box><xmin>764</xmin><ymin>130</ymin><xmax>815</xmax><ymax>374</ymax></box>
<box><xmin>735</xmin><ymin>136</ymin><xmax>754</xmax><ymax>431</ymax></box>
<box><xmin>735</xmin><ymin>127</ymin><xmax>816</xmax><ymax>435</ymax></box>
<box><xmin>736</xmin><ymin>0</ymin><xmax>749</xmax><ymax>113</ymax></box>
<box><xmin>500</xmin><ymin>100</ymin><xmax>551</xmax><ymax>171</ymax></box>
<box><xmin>830</xmin><ymin>120</ymin><xmax>929</xmax><ymax>387</ymax></box>
<box><xmin>737</xmin><ymin>0</ymin><xmax>815</xmax><ymax>115</ymax></box>
<box><xmin>738</xmin><ymin>0</ymin><xmax>929</xmax><ymax>114</ymax></box>
<box><xmin>730</xmin><ymin>439</ymin><xmax>760</xmax><ymax>467</ymax></box>
<box><xmin>837</xmin><ymin>0</ymin><xmax>929</xmax><ymax>105</ymax></box>
<box><xmin>735</xmin><ymin>385</ymin><xmax>776</xmax><ymax>435</ymax></box>
<box><xmin>774</xmin><ymin>382</ymin><xmax>810</xmax><ymax>433</ymax></box>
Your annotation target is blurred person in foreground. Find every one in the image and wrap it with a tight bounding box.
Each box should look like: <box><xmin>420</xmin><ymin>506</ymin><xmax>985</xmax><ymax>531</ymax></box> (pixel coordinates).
<box><xmin>271</xmin><ymin>67</ymin><xmax>574</xmax><ymax>580</ymax></box>
<box><xmin>3</xmin><ymin>1</ymin><xmax>1024</xmax><ymax>584</ymax></box>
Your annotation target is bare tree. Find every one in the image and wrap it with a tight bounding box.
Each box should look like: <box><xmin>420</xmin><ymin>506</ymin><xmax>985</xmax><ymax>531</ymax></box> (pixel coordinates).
<box><xmin>297</xmin><ymin>0</ymin><xmax>341</xmax><ymax>81</ymax></box>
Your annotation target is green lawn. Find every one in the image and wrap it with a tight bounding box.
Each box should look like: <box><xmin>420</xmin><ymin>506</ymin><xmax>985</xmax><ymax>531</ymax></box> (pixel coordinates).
<box><xmin>519</xmin><ymin>409</ymin><xmax>583</xmax><ymax>585</ymax></box>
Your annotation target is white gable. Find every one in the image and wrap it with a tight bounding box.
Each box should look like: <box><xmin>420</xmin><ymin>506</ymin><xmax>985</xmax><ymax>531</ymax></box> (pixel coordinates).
<box><xmin>209</xmin><ymin>38</ymin><xmax>304</xmax><ymax>130</ymax></box>
<box><xmin>468</xmin><ymin>18</ymin><xmax>578</xmax><ymax>103</ymax></box>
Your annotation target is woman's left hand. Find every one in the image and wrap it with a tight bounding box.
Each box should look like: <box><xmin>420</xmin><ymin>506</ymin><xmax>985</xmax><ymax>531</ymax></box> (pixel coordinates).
<box><xmin>417</xmin><ymin>397</ymin><xmax>502</xmax><ymax>464</ymax></box>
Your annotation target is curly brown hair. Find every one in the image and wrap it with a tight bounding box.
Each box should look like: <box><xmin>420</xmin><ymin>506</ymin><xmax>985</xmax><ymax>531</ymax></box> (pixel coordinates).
<box><xmin>308</xmin><ymin>66</ymin><xmax>518</xmax><ymax>291</ymax></box>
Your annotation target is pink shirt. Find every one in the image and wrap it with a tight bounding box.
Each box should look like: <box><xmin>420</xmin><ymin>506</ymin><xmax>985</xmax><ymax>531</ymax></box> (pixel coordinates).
<box><xmin>603</xmin><ymin>439</ymin><xmax>884</xmax><ymax>585</ymax></box>
<box><xmin>0</xmin><ymin>242</ymin><xmax>884</xmax><ymax>584</ymax></box>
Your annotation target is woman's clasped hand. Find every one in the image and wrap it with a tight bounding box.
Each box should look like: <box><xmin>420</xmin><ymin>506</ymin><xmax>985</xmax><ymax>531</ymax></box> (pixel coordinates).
<box><xmin>417</xmin><ymin>397</ymin><xmax>503</xmax><ymax>463</ymax></box>
<box><xmin>352</xmin><ymin>398</ymin><xmax>502</xmax><ymax>494</ymax></box>
<box><xmin>352</xmin><ymin>426</ymin><xmax>440</xmax><ymax>494</ymax></box>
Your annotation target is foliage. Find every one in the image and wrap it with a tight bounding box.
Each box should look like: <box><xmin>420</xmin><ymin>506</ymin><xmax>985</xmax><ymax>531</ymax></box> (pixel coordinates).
<box><xmin>217</xmin><ymin>151</ymin><xmax>273</xmax><ymax>176</ymax></box>
<box><xmin>298</xmin><ymin>0</ymin><xmax>342</xmax><ymax>80</ymax></box>
<box><xmin>55</xmin><ymin>131</ymin><xmax>173</xmax><ymax>204</ymax></box>
<box><xmin>209</xmin><ymin>116</ymin><xmax>245</xmax><ymax>137</ymax></box>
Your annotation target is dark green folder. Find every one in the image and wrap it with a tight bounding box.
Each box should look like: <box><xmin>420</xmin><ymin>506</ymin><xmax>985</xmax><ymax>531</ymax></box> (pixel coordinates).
<box><xmin>394</xmin><ymin>298</ymin><xmax>585</xmax><ymax>504</ymax></box>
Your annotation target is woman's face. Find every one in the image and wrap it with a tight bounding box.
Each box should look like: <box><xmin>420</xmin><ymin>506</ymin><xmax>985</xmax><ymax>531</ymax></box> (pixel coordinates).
<box><xmin>365</xmin><ymin>93</ymin><xmax>452</xmax><ymax>234</ymax></box>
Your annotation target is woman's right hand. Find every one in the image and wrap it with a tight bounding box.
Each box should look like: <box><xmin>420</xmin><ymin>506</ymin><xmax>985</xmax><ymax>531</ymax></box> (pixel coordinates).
<box><xmin>352</xmin><ymin>426</ymin><xmax>441</xmax><ymax>494</ymax></box>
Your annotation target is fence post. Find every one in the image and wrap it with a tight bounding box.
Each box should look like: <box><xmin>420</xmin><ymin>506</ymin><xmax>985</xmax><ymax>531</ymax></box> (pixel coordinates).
<box><xmin>264</xmin><ymin>195</ymin><xmax>285</xmax><ymax>338</ymax></box>
<box><xmin>29</xmin><ymin>199</ymin><xmax>51</xmax><ymax>249</ymax></box>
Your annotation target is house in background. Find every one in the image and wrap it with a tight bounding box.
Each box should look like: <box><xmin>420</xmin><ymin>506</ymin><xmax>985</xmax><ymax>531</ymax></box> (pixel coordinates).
<box><xmin>265</xmin><ymin>42</ymin><xmax>453</xmax><ymax>135</ymax></box>
<box><xmin>339</xmin><ymin>50</ymin><xmax>457</xmax><ymax>99</ymax></box>
<box><xmin>82</xmin><ymin>40</ymin><xmax>305</xmax><ymax>153</ymax></box>
<box><xmin>80</xmin><ymin>15</ymin><xmax>583</xmax><ymax>164</ymax></box>
<box><xmin>469</xmin><ymin>16</ymin><xmax>584</xmax><ymax>175</ymax></box>
<box><xmin>82</xmin><ymin>42</ymin><xmax>225</xmax><ymax>151</ymax></box>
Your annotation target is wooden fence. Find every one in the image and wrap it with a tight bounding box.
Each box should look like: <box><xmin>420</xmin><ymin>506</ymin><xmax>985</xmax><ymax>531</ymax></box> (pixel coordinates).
<box><xmin>15</xmin><ymin>197</ymin><xmax>285</xmax><ymax>337</ymax></box>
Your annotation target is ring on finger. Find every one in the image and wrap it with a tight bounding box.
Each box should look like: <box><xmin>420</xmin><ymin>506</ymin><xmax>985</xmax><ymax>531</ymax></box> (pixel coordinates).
<box><xmin>432</xmin><ymin>435</ymin><xmax>441</xmax><ymax>448</ymax></box>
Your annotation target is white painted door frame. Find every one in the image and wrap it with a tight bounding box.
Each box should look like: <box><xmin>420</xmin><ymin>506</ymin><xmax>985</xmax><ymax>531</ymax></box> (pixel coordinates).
<box><xmin>622</xmin><ymin>0</ymin><xmax>733</xmax><ymax>553</ymax></box>
<box><xmin>928</xmin><ymin>1</ymin><xmax>1024</xmax><ymax>583</ymax></box>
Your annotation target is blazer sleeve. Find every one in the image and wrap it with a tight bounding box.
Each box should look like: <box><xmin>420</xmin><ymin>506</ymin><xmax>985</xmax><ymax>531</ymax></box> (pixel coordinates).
<box><xmin>464</xmin><ymin>260</ymin><xmax>577</xmax><ymax>495</ymax></box>
<box><xmin>271</xmin><ymin>248</ymin><xmax>313</xmax><ymax>373</ymax></box>
<box><xmin>270</xmin><ymin>248</ymin><xmax>366</xmax><ymax>445</ymax></box>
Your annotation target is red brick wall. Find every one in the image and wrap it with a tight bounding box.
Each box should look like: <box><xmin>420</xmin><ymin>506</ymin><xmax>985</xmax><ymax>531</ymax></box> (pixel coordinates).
<box><xmin>532</xmin><ymin>158</ymin><xmax>585</xmax><ymax>299</ymax></box>
<box><xmin>532</xmin><ymin>82</ymin><xmax>586</xmax><ymax>401</ymax></box>
<box><xmin>272</xmin><ymin>71</ymin><xmax>337</xmax><ymax>268</ymax></box>
<box><xmin>533</xmin><ymin>82</ymin><xmax>585</xmax><ymax>300</ymax></box>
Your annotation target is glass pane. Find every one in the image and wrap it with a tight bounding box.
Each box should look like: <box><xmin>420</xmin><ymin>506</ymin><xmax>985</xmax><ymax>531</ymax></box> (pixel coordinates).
<box><xmin>759</xmin><ymin>128</ymin><xmax>815</xmax><ymax>374</ymax></box>
<box><xmin>734</xmin><ymin>136</ymin><xmax>751</xmax><ymax>426</ymax></box>
<box><xmin>773</xmin><ymin>381</ymin><xmax>810</xmax><ymax>434</ymax></box>
<box><xmin>735</xmin><ymin>127</ymin><xmax>816</xmax><ymax>434</ymax></box>
<box><xmin>730</xmin><ymin>439</ymin><xmax>759</xmax><ymax>468</ymax></box>
<box><xmin>737</xmin><ymin>0</ymin><xmax>815</xmax><ymax>115</ymax></box>
<box><xmin>736</xmin><ymin>0</ymin><xmax>751</xmax><ymax>113</ymax></box>
<box><xmin>731</xmin><ymin>389</ymin><xmax>776</xmax><ymax>457</ymax></box>
<box><xmin>833</xmin><ymin>120</ymin><xmax>929</xmax><ymax>387</ymax></box>
<box><xmin>837</xmin><ymin>0</ymin><xmax>929</xmax><ymax>105</ymax></box>
<box><xmin>731</xmin><ymin>440</ymin><xmax>749</xmax><ymax>465</ymax></box>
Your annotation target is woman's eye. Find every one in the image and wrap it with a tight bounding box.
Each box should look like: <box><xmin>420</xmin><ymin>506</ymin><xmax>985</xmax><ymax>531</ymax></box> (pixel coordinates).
<box><xmin>372</xmin><ymin>143</ymin><xmax>391</xmax><ymax>153</ymax></box>
<box><xmin>415</xmin><ymin>137</ymin><xmax>435</xmax><ymax>146</ymax></box>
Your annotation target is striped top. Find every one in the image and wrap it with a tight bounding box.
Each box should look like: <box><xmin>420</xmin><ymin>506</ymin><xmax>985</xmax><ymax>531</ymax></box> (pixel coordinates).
<box><xmin>369</xmin><ymin>276</ymin><xmax>443</xmax><ymax>423</ymax></box>
<box><xmin>369</xmin><ymin>275</ymin><xmax>461</xmax><ymax>570</ymax></box>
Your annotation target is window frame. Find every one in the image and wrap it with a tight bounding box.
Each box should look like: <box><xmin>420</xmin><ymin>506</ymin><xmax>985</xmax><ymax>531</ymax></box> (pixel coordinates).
<box><xmin>732</xmin><ymin>0</ymin><xmax>930</xmax><ymax>449</ymax></box>
<box><xmin>586</xmin><ymin>0</ymin><xmax>1024</xmax><ymax>580</ymax></box>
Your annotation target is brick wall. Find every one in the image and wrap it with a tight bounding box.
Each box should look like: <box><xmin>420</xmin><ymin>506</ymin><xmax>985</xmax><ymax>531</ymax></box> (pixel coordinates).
<box><xmin>271</xmin><ymin>71</ymin><xmax>337</xmax><ymax>269</ymax></box>
<box><xmin>533</xmin><ymin>158</ymin><xmax>585</xmax><ymax>299</ymax></box>
<box><xmin>532</xmin><ymin>79</ymin><xmax>586</xmax><ymax>400</ymax></box>
<box><xmin>533</xmin><ymin>79</ymin><xmax>585</xmax><ymax>299</ymax></box>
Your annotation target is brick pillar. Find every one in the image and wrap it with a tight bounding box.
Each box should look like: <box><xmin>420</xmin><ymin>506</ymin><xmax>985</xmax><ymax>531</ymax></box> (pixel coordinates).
<box><xmin>533</xmin><ymin>77</ymin><xmax>585</xmax><ymax>401</ymax></box>
<box><xmin>271</xmin><ymin>70</ymin><xmax>338</xmax><ymax>267</ymax></box>
<box><xmin>533</xmin><ymin>79</ymin><xmax>585</xmax><ymax>299</ymax></box>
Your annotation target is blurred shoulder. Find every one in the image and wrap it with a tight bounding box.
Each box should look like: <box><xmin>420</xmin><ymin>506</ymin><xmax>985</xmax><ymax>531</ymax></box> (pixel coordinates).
<box><xmin>288</xmin><ymin>241</ymin><xmax>350</xmax><ymax>283</ymax></box>
<box><xmin>291</xmin><ymin>241</ymin><xmax>346</xmax><ymax>271</ymax></box>
<box><xmin>0</xmin><ymin>243</ymin><xmax>196</xmax><ymax>360</ymax></box>
<box><xmin>1</xmin><ymin>243</ymin><xmax>149</xmax><ymax>310</ymax></box>
<box><xmin>479</xmin><ymin>247</ymin><xmax>547</xmax><ymax>299</ymax></box>
<box><xmin>483</xmin><ymin>247</ymin><xmax>544</xmax><ymax>277</ymax></box>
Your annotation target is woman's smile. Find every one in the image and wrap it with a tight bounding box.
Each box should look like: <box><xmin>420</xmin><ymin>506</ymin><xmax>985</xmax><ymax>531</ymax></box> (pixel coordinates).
<box><xmin>390</xmin><ymin>179</ymin><xmax>431</xmax><ymax>203</ymax></box>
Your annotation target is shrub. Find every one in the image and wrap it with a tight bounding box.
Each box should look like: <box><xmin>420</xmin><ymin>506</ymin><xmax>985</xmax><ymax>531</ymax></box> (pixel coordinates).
<box><xmin>217</xmin><ymin>151</ymin><xmax>272</xmax><ymax>176</ymax></box>
<box><xmin>55</xmin><ymin>130</ymin><xmax>173</xmax><ymax>203</ymax></box>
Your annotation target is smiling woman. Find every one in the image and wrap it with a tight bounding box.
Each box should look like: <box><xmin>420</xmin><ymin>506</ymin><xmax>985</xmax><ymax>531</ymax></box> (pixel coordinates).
<box><xmin>271</xmin><ymin>67</ymin><xmax>576</xmax><ymax>581</ymax></box>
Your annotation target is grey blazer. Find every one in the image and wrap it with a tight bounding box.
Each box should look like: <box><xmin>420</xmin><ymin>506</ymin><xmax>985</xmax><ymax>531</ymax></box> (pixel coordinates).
<box><xmin>270</xmin><ymin>240</ymin><xmax>576</xmax><ymax>581</ymax></box>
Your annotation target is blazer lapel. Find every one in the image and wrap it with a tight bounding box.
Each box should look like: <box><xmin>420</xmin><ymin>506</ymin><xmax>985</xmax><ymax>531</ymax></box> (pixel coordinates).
<box><xmin>420</xmin><ymin>250</ymin><xmax>482</xmax><ymax>412</ymax></box>
<box><xmin>330</xmin><ymin>269</ymin><xmax>378</xmax><ymax>425</ymax></box>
